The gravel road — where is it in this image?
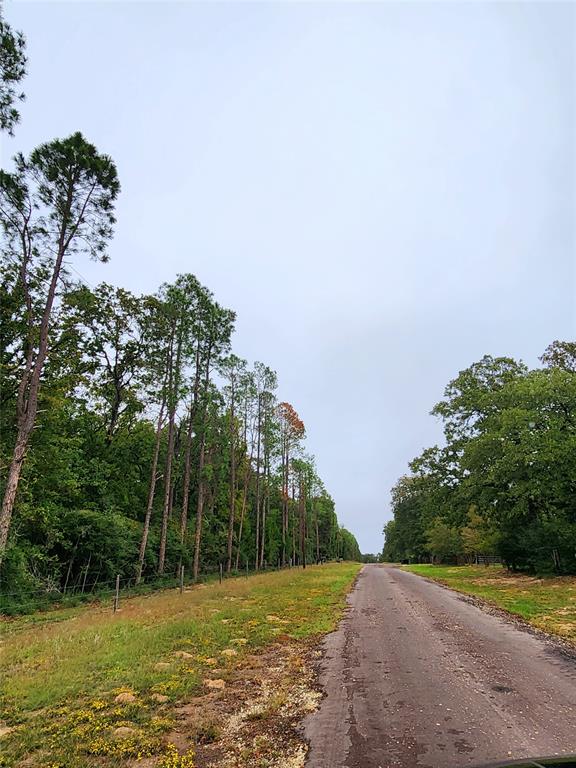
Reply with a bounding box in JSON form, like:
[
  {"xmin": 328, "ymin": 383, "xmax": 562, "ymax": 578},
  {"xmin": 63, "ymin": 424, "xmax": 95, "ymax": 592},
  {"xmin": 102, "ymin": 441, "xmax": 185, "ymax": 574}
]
[{"xmin": 303, "ymin": 564, "xmax": 576, "ymax": 767}]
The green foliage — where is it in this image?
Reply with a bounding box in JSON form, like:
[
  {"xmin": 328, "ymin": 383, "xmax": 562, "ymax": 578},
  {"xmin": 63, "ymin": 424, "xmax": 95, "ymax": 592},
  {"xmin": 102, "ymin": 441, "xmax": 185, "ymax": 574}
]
[
  {"xmin": 424, "ymin": 519, "xmax": 462, "ymax": 563},
  {"xmin": 1, "ymin": 270, "xmax": 360, "ymax": 608},
  {"xmin": 338, "ymin": 528, "xmax": 362, "ymax": 561},
  {"xmin": 0, "ymin": 18, "xmax": 26, "ymax": 135},
  {"xmin": 381, "ymin": 475, "xmax": 429, "ymax": 563},
  {"xmin": 460, "ymin": 507, "xmax": 499, "ymax": 556},
  {"xmin": 383, "ymin": 343, "xmax": 576, "ymax": 574}
]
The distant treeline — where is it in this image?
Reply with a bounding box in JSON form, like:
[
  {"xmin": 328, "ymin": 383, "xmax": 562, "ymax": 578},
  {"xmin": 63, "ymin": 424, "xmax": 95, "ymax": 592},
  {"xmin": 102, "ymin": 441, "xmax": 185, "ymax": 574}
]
[
  {"xmin": 382, "ymin": 342, "xmax": 576, "ymax": 574},
  {"xmin": 0, "ymin": 18, "xmax": 360, "ymax": 609}
]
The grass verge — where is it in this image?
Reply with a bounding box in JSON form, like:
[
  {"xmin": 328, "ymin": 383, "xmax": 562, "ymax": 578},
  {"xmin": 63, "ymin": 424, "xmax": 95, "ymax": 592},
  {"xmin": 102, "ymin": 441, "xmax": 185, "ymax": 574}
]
[
  {"xmin": 404, "ymin": 564, "xmax": 576, "ymax": 643},
  {"xmin": 0, "ymin": 562, "xmax": 361, "ymax": 768}
]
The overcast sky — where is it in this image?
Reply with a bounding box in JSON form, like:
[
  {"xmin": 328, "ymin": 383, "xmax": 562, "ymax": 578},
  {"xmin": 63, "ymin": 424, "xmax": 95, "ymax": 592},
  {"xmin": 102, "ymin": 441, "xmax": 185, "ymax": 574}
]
[{"xmin": 3, "ymin": 1, "xmax": 574, "ymax": 553}]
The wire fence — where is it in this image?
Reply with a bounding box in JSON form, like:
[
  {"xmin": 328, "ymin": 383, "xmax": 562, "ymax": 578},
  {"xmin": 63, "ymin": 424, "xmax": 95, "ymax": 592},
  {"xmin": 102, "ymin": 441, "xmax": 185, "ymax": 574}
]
[{"xmin": 0, "ymin": 558, "xmax": 318, "ymax": 616}]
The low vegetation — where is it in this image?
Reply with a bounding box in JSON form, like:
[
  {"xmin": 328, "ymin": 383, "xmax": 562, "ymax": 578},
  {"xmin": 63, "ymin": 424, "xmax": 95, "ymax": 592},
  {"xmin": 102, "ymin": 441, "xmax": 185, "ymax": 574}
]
[
  {"xmin": 405, "ymin": 564, "xmax": 576, "ymax": 643},
  {"xmin": 0, "ymin": 562, "xmax": 361, "ymax": 767}
]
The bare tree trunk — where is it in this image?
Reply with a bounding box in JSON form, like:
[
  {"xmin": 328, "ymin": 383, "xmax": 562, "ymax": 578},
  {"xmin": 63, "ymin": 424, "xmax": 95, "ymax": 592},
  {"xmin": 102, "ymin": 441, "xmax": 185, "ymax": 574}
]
[
  {"xmin": 299, "ymin": 477, "xmax": 306, "ymax": 569},
  {"xmin": 158, "ymin": 409, "xmax": 175, "ymax": 574},
  {"xmin": 260, "ymin": 445, "xmax": 270, "ymax": 569},
  {"xmin": 63, "ymin": 537, "xmax": 79, "ymax": 594},
  {"xmin": 197, "ymin": 447, "xmax": 216, "ymax": 580},
  {"xmin": 193, "ymin": 344, "xmax": 212, "ymax": 581},
  {"xmin": 157, "ymin": 324, "xmax": 177, "ymax": 574},
  {"xmin": 234, "ymin": 475, "xmax": 249, "ymax": 572},
  {"xmin": 81, "ymin": 553, "xmax": 92, "ymax": 593},
  {"xmin": 314, "ymin": 499, "xmax": 320, "ymax": 563},
  {"xmin": 281, "ymin": 438, "xmax": 288, "ymax": 566},
  {"xmin": 179, "ymin": 399, "xmax": 195, "ymax": 542},
  {"xmin": 136, "ymin": 397, "xmax": 166, "ymax": 583},
  {"xmin": 0, "ymin": 189, "xmax": 73, "ymax": 563},
  {"xmin": 193, "ymin": 431, "xmax": 206, "ymax": 581},
  {"xmin": 235, "ymin": 448, "xmax": 254, "ymax": 571},
  {"xmin": 105, "ymin": 348, "xmax": 123, "ymax": 444},
  {"xmin": 291, "ymin": 479, "xmax": 296, "ymax": 564},
  {"xmin": 105, "ymin": 385, "xmax": 122, "ymax": 444},
  {"xmin": 235, "ymin": 501, "xmax": 245, "ymax": 571},
  {"xmin": 0, "ymin": 436, "xmax": 28, "ymax": 559},
  {"xmin": 226, "ymin": 372, "xmax": 236, "ymax": 572},
  {"xmin": 180, "ymin": 345, "xmax": 201, "ymax": 543},
  {"xmin": 254, "ymin": 394, "xmax": 262, "ymax": 570}
]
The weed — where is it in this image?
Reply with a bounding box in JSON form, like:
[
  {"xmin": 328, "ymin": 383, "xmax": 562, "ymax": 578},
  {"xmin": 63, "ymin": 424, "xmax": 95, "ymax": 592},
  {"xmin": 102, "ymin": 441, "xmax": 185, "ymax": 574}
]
[
  {"xmin": 193, "ymin": 720, "xmax": 220, "ymax": 744},
  {"xmin": 159, "ymin": 744, "xmax": 195, "ymax": 767}
]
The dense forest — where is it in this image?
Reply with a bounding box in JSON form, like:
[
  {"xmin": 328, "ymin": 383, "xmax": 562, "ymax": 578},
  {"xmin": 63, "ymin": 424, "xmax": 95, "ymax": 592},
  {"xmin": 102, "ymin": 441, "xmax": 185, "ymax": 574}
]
[
  {"xmin": 0, "ymin": 19, "xmax": 360, "ymax": 611},
  {"xmin": 382, "ymin": 342, "xmax": 576, "ymax": 574}
]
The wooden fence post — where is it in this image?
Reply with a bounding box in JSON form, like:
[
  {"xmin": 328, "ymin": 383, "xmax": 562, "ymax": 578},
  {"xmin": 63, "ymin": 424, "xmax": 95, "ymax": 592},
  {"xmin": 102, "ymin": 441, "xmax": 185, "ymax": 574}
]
[
  {"xmin": 219, "ymin": 563, "xmax": 223, "ymax": 584},
  {"xmin": 180, "ymin": 565, "xmax": 184, "ymax": 594},
  {"xmin": 113, "ymin": 574, "xmax": 120, "ymax": 612}
]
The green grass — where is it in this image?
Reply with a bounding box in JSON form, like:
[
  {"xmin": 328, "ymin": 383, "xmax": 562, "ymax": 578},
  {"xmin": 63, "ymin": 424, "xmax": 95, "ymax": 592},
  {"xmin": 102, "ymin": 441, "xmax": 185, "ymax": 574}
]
[
  {"xmin": 405, "ymin": 564, "xmax": 576, "ymax": 642},
  {"xmin": 0, "ymin": 562, "xmax": 361, "ymax": 767}
]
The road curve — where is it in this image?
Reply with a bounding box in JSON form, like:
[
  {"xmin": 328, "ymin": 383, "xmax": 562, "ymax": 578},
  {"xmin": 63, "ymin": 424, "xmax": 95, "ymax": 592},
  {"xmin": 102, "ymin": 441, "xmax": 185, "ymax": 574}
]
[{"xmin": 303, "ymin": 564, "xmax": 576, "ymax": 768}]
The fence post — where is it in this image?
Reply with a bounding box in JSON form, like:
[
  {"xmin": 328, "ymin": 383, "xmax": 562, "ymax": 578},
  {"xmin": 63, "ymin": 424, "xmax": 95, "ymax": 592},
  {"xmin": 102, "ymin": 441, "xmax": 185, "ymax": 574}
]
[
  {"xmin": 179, "ymin": 565, "xmax": 184, "ymax": 594},
  {"xmin": 113, "ymin": 574, "xmax": 120, "ymax": 613},
  {"xmin": 219, "ymin": 563, "xmax": 223, "ymax": 584},
  {"xmin": 245, "ymin": 558, "xmax": 248, "ymax": 578}
]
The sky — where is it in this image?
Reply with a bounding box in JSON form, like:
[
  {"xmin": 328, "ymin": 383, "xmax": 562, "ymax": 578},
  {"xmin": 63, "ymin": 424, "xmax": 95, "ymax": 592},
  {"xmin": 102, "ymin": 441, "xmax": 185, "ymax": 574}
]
[{"xmin": 3, "ymin": 1, "xmax": 574, "ymax": 554}]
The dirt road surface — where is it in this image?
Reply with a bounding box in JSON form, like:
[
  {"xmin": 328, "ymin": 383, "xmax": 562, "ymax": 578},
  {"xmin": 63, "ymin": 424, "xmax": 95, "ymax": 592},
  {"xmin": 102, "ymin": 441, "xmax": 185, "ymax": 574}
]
[{"xmin": 303, "ymin": 565, "xmax": 576, "ymax": 767}]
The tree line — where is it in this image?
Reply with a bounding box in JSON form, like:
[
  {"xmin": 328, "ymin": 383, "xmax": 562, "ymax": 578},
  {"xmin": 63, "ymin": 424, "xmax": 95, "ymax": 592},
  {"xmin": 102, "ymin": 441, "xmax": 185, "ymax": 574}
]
[
  {"xmin": 382, "ymin": 342, "xmax": 576, "ymax": 574},
  {"xmin": 0, "ymin": 18, "xmax": 360, "ymax": 608}
]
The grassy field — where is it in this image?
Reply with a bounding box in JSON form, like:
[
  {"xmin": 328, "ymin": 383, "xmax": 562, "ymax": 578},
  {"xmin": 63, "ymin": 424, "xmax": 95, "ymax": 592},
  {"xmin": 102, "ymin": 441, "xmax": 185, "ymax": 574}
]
[
  {"xmin": 0, "ymin": 562, "xmax": 361, "ymax": 768},
  {"xmin": 405, "ymin": 564, "xmax": 576, "ymax": 643}
]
